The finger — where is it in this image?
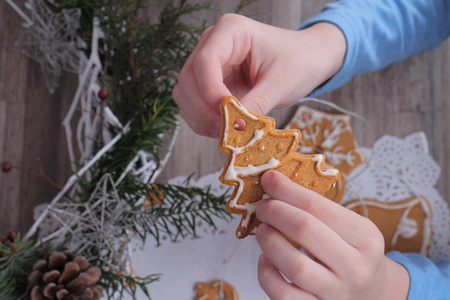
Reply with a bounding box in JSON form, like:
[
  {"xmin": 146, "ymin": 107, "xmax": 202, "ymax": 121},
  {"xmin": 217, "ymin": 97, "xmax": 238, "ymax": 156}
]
[
  {"xmin": 173, "ymin": 76, "xmax": 221, "ymax": 137},
  {"xmin": 256, "ymin": 199, "xmax": 358, "ymax": 276},
  {"xmin": 238, "ymin": 62, "xmax": 298, "ymax": 116},
  {"xmin": 173, "ymin": 25, "xmax": 225, "ymax": 137},
  {"xmin": 237, "ymin": 28, "xmax": 315, "ymax": 115},
  {"xmin": 258, "ymin": 253, "xmax": 318, "ymax": 300},
  {"xmin": 256, "ymin": 222, "xmax": 338, "ymax": 297},
  {"xmin": 191, "ymin": 14, "xmax": 251, "ymax": 105},
  {"xmin": 192, "ymin": 14, "xmax": 286, "ymax": 117},
  {"xmin": 179, "ymin": 108, "xmax": 220, "ymax": 138},
  {"xmin": 184, "ymin": 25, "xmax": 214, "ymax": 67},
  {"xmin": 260, "ymin": 170, "xmax": 381, "ymax": 250},
  {"xmin": 180, "ymin": 25, "xmax": 217, "ymax": 81}
]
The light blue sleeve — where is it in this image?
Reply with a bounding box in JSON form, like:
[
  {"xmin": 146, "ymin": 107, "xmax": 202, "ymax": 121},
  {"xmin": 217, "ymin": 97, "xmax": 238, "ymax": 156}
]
[
  {"xmin": 299, "ymin": 0, "xmax": 450, "ymax": 96},
  {"xmin": 387, "ymin": 251, "xmax": 450, "ymax": 299}
]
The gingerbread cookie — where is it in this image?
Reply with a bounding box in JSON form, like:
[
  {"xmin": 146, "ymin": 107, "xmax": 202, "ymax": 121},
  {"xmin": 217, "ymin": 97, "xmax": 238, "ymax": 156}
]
[
  {"xmin": 285, "ymin": 106, "xmax": 365, "ymax": 203},
  {"xmin": 344, "ymin": 196, "xmax": 433, "ymax": 255},
  {"xmin": 194, "ymin": 280, "xmax": 239, "ymax": 300},
  {"xmin": 286, "ymin": 105, "xmax": 365, "ymax": 175},
  {"xmin": 218, "ymin": 96, "xmax": 340, "ymax": 238},
  {"xmin": 143, "ymin": 184, "xmax": 163, "ymax": 209}
]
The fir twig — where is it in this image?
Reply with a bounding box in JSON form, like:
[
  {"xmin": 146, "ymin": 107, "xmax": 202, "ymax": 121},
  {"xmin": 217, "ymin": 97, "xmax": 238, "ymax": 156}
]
[
  {"xmin": 38, "ymin": 0, "xmax": 255, "ymax": 298},
  {"xmin": 129, "ymin": 181, "xmax": 232, "ymax": 245},
  {"xmin": 233, "ymin": 0, "xmax": 258, "ymax": 14},
  {"xmin": 0, "ymin": 234, "xmax": 40, "ymax": 300},
  {"xmin": 127, "ymin": 0, "xmax": 137, "ymax": 88},
  {"xmin": 101, "ymin": 269, "xmax": 160, "ymax": 300}
]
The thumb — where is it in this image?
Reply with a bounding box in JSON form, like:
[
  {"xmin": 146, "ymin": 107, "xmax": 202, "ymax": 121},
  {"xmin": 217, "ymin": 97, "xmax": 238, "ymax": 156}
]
[
  {"xmin": 239, "ymin": 90, "xmax": 273, "ymax": 117},
  {"xmin": 238, "ymin": 72, "xmax": 298, "ymax": 116},
  {"xmin": 238, "ymin": 74, "xmax": 280, "ymax": 116}
]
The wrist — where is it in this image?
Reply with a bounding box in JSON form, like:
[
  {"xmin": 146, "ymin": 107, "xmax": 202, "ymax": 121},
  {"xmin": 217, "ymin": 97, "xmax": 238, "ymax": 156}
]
[
  {"xmin": 379, "ymin": 257, "xmax": 410, "ymax": 300},
  {"xmin": 299, "ymin": 22, "xmax": 347, "ymax": 86}
]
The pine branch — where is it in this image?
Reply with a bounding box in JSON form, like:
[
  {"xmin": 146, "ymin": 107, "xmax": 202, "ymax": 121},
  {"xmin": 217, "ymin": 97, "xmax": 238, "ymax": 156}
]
[
  {"xmin": 68, "ymin": 174, "xmax": 231, "ymax": 253},
  {"xmin": 42, "ymin": 1, "xmax": 256, "ymax": 298},
  {"xmin": 128, "ymin": 180, "xmax": 232, "ymax": 245},
  {"xmin": 100, "ymin": 269, "xmax": 159, "ymax": 300},
  {"xmin": 0, "ymin": 234, "xmax": 40, "ymax": 300},
  {"xmin": 128, "ymin": 2, "xmax": 137, "ymax": 88},
  {"xmin": 233, "ymin": 0, "xmax": 258, "ymax": 14},
  {"xmin": 59, "ymin": 175, "xmax": 230, "ymax": 299}
]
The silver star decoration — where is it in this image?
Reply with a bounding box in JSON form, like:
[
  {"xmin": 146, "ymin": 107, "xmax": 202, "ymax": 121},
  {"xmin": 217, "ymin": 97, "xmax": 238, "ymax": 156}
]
[
  {"xmin": 15, "ymin": 0, "xmax": 82, "ymax": 93},
  {"xmin": 47, "ymin": 174, "xmax": 138, "ymax": 274}
]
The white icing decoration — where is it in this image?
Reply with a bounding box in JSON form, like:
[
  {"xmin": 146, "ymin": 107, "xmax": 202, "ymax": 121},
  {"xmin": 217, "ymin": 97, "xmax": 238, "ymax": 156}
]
[
  {"xmin": 233, "ymin": 158, "xmax": 280, "ymax": 177},
  {"xmin": 223, "ymin": 129, "xmax": 265, "ymax": 181},
  {"xmin": 393, "ymin": 211, "xmax": 417, "ymax": 240},
  {"xmin": 312, "ymin": 154, "xmax": 339, "ymax": 177},
  {"xmin": 286, "ymin": 106, "xmax": 364, "ymax": 168},
  {"xmin": 227, "ymin": 98, "xmax": 258, "ymax": 120},
  {"xmin": 222, "ymin": 102, "xmax": 279, "ymax": 230}
]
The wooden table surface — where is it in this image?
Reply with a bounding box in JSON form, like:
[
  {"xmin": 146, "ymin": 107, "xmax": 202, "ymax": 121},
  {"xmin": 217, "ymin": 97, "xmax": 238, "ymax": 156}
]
[{"xmin": 1, "ymin": 0, "xmax": 449, "ymax": 236}]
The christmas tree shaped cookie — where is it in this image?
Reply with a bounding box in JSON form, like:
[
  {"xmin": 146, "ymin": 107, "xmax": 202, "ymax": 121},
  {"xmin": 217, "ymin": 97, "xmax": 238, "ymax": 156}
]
[{"xmin": 219, "ymin": 96, "xmax": 340, "ymax": 238}]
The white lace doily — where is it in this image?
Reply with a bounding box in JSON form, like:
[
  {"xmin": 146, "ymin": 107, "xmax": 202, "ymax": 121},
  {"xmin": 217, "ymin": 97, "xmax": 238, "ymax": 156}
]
[{"xmin": 342, "ymin": 132, "xmax": 450, "ymax": 259}]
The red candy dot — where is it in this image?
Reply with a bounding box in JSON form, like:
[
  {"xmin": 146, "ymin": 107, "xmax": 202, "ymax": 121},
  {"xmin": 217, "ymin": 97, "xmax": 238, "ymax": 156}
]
[{"xmin": 233, "ymin": 119, "xmax": 246, "ymax": 131}]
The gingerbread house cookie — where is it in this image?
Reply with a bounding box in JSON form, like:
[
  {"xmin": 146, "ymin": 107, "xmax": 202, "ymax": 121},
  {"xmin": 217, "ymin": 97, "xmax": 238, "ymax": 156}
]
[{"xmin": 345, "ymin": 196, "xmax": 433, "ymax": 255}]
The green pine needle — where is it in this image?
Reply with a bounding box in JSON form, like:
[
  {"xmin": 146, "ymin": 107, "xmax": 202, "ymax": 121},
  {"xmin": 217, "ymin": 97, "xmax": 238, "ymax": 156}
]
[
  {"xmin": 0, "ymin": 234, "xmax": 40, "ymax": 300},
  {"xmin": 101, "ymin": 269, "xmax": 160, "ymax": 300}
]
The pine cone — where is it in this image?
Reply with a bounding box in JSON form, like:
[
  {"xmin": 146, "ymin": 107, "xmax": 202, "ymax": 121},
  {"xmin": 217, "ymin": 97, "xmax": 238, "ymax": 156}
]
[{"xmin": 28, "ymin": 250, "xmax": 103, "ymax": 300}]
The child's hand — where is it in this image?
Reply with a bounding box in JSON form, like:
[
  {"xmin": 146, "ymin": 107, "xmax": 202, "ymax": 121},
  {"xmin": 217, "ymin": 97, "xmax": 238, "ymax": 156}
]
[
  {"xmin": 256, "ymin": 170, "xmax": 410, "ymax": 300},
  {"xmin": 172, "ymin": 14, "xmax": 345, "ymax": 138}
]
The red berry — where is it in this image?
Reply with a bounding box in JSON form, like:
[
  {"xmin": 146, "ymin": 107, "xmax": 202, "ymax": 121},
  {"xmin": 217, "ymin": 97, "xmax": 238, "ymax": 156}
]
[
  {"xmin": 98, "ymin": 88, "xmax": 109, "ymax": 100},
  {"xmin": 1, "ymin": 162, "xmax": 12, "ymax": 172}
]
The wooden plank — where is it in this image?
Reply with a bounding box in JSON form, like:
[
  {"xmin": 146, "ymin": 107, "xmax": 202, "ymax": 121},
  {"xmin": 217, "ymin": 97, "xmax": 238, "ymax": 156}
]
[
  {"xmin": 0, "ymin": 0, "xmax": 75, "ymax": 234},
  {"xmin": 0, "ymin": 100, "xmax": 24, "ymax": 233},
  {"xmin": 0, "ymin": 0, "xmax": 30, "ymax": 233}
]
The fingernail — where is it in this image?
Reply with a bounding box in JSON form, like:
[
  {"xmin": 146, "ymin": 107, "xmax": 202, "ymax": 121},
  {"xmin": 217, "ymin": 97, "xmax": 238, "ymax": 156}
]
[
  {"xmin": 255, "ymin": 198, "xmax": 268, "ymax": 217},
  {"xmin": 261, "ymin": 171, "xmax": 274, "ymax": 187},
  {"xmin": 258, "ymin": 253, "xmax": 269, "ymax": 266},
  {"xmin": 256, "ymin": 223, "xmax": 269, "ymax": 237}
]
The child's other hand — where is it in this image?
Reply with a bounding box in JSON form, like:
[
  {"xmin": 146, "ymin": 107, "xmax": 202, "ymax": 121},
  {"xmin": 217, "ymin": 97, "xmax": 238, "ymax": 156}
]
[
  {"xmin": 172, "ymin": 14, "xmax": 345, "ymax": 138},
  {"xmin": 256, "ymin": 170, "xmax": 410, "ymax": 300}
]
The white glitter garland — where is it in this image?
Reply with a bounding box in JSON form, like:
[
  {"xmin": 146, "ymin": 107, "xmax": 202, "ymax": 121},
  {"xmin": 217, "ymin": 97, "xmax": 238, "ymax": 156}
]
[
  {"xmin": 26, "ymin": 122, "xmax": 131, "ymax": 240},
  {"xmin": 62, "ymin": 18, "xmax": 106, "ymax": 171},
  {"xmin": 6, "ymin": 0, "xmax": 83, "ymax": 93}
]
